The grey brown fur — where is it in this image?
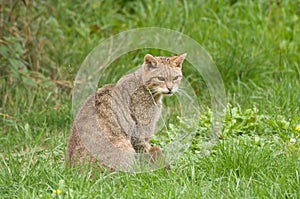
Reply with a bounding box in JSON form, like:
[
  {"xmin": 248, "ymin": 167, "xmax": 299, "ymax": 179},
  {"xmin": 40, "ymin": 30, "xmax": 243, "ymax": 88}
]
[{"xmin": 66, "ymin": 53, "xmax": 186, "ymax": 171}]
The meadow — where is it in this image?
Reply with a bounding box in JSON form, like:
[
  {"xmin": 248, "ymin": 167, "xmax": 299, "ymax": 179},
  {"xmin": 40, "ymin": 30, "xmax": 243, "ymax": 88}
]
[{"xmin": 1, "ymin": 0, "xmax": 300, "ymax": 198}]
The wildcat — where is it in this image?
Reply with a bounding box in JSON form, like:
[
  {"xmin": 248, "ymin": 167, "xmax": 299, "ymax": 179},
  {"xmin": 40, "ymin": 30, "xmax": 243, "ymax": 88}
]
[{"xmin": 66, "ymin": 53, "xmax": 186, "ymax": 172}]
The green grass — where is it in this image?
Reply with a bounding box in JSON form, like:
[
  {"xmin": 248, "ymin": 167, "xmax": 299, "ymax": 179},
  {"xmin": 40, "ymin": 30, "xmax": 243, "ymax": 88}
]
[
  {"xmin": 1, "ymin": 135, "xmax": 299, "ymax": 198},
  {"xmin": 1, "ymin": 0, "xmax": 300, "ymax": 198}
]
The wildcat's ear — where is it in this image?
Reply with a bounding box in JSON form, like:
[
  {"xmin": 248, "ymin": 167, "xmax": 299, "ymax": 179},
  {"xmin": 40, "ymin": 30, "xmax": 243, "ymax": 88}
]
[
  {"xmin": 171, "ymin": 53, "xmax": 187, "ymax": 68},
  {"xmin": 144, "ymin": 54, "xmax": 158, "ymax": 70}
]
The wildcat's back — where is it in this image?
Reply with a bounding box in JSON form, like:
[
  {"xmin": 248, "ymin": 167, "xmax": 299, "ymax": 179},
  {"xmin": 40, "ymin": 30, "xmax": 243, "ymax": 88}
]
[
  {"xmin": 66, "ymin": 53, "xmax": 186, "ymax": 171},
  {"xmin": 66, "ymin": 84, "xmax": 121, "ymax": 168},
  {"xmin": 67, "ymin": 83, "xmax": 137, "ymax": 170}
]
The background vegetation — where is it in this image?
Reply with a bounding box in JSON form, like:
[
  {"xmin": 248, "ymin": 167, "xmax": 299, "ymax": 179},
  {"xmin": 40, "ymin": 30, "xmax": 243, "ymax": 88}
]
[{"xmin": 1, "ymin": 0, "xmax": 299, "ymax": 198}]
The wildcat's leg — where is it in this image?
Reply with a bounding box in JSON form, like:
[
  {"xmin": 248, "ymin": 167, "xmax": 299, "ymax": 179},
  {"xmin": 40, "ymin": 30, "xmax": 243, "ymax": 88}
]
[
  {"xmin": 111, "ymin": 137, "xmax": 136, "ymax": 152},
  {"xmin": 131, "ymin": 137, "xmax": 151, "ymax": 153},
  {"xmin": 137, "ymin": 146, "xmax": 171, "ymax": 172},
  {"xmin": 149, "ymin": 146, "xmax": 170, "ymax": 171}
]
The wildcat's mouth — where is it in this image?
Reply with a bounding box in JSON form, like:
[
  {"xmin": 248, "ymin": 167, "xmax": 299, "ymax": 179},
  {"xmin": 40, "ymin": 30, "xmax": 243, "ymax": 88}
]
[
  {"xmin": 150, "ymin": 87, "xmax": 177, "ymax": 96},
  {"xmin": 162, "ymin": 91, "xmax": 174, "ymax": 96}
]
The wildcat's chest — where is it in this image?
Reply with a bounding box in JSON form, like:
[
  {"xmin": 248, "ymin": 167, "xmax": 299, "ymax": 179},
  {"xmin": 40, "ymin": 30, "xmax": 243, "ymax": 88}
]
[{"xmin": 129, "ymin": 87, "xmax": 162, "ymax": 126}]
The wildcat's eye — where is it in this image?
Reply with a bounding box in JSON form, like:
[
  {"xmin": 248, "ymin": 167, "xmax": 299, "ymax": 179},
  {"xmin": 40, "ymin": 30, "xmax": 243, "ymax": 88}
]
[
  {"xmin": 157, "ymin": 77, "xmax": 165, "ymax": 81},
  {"xmin": 173, "ymin": 76, "xmax": 181, "ymax": 81}
]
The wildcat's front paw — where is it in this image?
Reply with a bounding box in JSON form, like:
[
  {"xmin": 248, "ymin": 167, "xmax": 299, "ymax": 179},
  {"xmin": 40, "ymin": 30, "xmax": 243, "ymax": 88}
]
[{"xmin": 149, "ymin": 146, "xmax": 170, "ymax": 172}]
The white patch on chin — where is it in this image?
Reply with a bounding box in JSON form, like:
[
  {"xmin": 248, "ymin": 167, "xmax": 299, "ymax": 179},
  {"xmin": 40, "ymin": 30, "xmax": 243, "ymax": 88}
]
[
  {"xmin": 156, "ymin": 87, "xmax": 168, "ymax": 93},
  {"xmin": 154, "ymin": 87, "xmax": 165, "ymax": 93}
]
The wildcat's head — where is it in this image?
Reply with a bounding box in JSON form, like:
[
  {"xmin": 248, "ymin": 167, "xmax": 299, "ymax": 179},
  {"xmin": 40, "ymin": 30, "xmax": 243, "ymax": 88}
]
[{"xmin": 142, "ymin": 53, "xmax": 186, "ymax": 96}]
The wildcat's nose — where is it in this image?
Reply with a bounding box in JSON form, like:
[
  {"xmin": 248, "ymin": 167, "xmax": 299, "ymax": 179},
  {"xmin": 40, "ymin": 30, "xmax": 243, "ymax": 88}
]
[{"xmin": 167, "ymin": 87, "xmax": 172, "ymax": 92}]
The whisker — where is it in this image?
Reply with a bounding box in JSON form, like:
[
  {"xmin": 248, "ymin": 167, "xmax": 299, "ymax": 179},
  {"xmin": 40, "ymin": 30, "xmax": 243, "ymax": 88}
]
[
  {"xmin": 175, "ymin": 89, "xmax": 195, "ymax": 102},
  {"xmin": 176, "ymin": 89, "xmax": 186, "ymax": 95}
]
